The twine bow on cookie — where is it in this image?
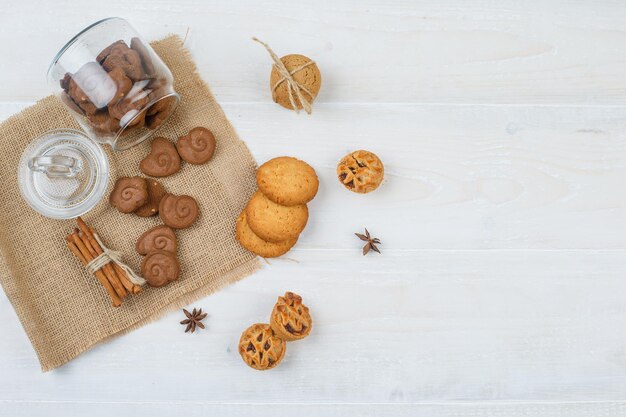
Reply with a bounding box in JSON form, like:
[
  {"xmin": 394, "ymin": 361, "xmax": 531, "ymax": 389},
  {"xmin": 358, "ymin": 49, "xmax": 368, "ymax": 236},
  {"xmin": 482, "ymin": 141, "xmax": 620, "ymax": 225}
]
[
  {"xmin": 87, "ymin": 232, "xmax": 146, "ymax": 286},
  {"xmin": 252, "ymin": 37, "xmax": 316, "ymax": 114}
]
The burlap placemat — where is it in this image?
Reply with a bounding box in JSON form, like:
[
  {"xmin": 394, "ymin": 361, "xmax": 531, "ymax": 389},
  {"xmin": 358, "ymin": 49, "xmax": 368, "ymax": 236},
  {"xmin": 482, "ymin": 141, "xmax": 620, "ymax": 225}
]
[{"xmin": 0, "ymin": 35, "xmax": 261, "ymax": 371}]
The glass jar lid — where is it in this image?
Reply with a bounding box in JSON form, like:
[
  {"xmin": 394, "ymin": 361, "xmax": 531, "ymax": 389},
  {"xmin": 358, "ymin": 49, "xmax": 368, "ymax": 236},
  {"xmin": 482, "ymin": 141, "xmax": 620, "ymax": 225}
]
[{"xmin": 18, "ymin": 129, "xmax": 109, "ymax": 219}]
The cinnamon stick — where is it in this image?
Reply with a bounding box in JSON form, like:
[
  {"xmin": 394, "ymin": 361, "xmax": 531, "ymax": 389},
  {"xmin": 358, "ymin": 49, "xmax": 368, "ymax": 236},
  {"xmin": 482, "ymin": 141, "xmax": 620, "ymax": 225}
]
[
  {"xmin": 75, "ymin": 229, "xmax": 127, "ymax": 299},
  {"xmin": 69, "ymin": 232, "xmax": 128, "ymax": 301},
  {"xmin": 75, "ymin": 222, "xmax": 127, "ymax": 299},
  {"xmin": 66, "ymin": 237, "xmax": 121, "ymax": 307},
  {"xmin": 78, "ymin": 218, "xmax": 140, "ymax": 294},
  {"xmin": 68, "ymin": 217, "xmax": 143, "ymax": 305}
]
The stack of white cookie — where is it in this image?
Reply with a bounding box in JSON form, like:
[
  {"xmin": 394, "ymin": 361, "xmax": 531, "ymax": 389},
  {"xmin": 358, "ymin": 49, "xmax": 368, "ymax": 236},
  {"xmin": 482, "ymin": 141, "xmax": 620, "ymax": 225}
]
[{"xmin": 236, "ymin": 156, "xmax": 319, "ymax": 258}]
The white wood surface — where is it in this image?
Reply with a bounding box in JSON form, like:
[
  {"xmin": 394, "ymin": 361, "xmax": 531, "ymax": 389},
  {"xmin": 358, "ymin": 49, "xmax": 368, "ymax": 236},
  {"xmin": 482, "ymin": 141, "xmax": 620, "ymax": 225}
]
[{"xmin": 2, "ymin": 1, "xmax": 626, "ymax": 416}]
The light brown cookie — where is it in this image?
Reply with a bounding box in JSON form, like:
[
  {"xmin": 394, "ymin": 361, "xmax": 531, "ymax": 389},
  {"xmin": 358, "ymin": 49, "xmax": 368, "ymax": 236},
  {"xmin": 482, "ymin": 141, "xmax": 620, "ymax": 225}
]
[
  {"xmin": 336, "ymin": 149, "xmax": 384, "ymax": 193},
  {"xmin": 176, "ymin": 127, "xmax": 216, "ymax": 165},
  {"xmin": 270, "ymin": 292, "xmax": 312, "ymax": 341},
  {"xmin": 270, "ymin": 54, "xmax": 321, "ymax": 111},
  {"xmin": 239, "ymin": 323, "xmax": 286, "ymax": 371},
  {"xmin": 256, "ymin": 156, "xmax": 319, "ymax": 206},
  {"xmin": 245, "ymin": 191, "xmax": 308, "ymax": 243},
  {"xmin": 141, "ymin": 250, "xmax": 180, "ymax": 287},
  {"xmin": 159, "ymin": 194, "xmax": 200, "ymax": 229},
  {"xmin": 135, "ymin": 179, "xmax": 167, "ymax": 217},
  {"xmin": 140, "ymin": 137, "xmax": 181, "ymax": 177},
  {"xmin": 236, "ymin": 211, "xmax": 297, "ymax": 258},
  {"xmin": 109, "ymin": 176, "xmax": 148, "ymax": 213},
  {"xmin": 136, "ymin": 225, "xmax": 177, "ymax": 255}
]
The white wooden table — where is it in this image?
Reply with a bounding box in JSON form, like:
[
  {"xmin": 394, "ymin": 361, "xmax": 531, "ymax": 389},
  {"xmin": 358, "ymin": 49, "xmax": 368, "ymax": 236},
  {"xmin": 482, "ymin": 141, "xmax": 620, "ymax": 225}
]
[{"xmin": 2, "ymin": 1, "xmax": 626, "ymax": 416}]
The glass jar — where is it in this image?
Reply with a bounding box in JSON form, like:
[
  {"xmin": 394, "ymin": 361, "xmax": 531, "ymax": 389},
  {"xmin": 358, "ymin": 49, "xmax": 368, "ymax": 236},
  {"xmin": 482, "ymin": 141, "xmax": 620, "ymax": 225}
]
[
  {"xmin": 47, "ymin": 17, "xmax": 179, "ymax": 151},
  {"xmin": 18, "ymin": 129, "xmax": 109, "ymax": 219}
]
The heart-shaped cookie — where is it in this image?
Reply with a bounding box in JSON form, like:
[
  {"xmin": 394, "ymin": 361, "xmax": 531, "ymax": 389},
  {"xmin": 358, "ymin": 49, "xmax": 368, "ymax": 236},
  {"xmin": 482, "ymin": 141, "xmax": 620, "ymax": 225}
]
[
  {"xmin": 136, "ymin": 225, "xmax": 177, "ymax": 255},
  {"xmin": 139, "ymin": 137, "xmax": 181, "ymax": 177},
  {"xmin": 176, "ymin": 127, "xmax": 216, "ymax": 164},
  {"xmin": 159, "ymin": 193, "xmax": 200, "ymax": 229}
]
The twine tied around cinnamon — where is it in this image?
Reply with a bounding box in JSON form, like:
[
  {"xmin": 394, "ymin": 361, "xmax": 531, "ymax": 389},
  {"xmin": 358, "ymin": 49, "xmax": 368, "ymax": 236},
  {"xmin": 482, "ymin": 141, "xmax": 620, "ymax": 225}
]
[
  {"xmin": 66, "ymin": 217, "xmax": 145, "ymax": 307},
  {"xmin": 87, "ymin": 232, "xmax": 146, "ymax": 286},
  {"xmin": 252, "ymin": 37, "xmax": 316, "ymax": 114}
]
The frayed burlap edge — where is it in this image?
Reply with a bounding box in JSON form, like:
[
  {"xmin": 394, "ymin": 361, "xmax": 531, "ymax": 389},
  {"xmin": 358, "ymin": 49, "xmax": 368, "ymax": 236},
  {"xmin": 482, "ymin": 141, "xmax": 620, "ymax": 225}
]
[
  {"xmin": 40, "ymin": 259, "xmax": 261, "ymax": 372},
  {"xmin": 0, "ymin": 34, "xmax": 263, "ymax": 372}
]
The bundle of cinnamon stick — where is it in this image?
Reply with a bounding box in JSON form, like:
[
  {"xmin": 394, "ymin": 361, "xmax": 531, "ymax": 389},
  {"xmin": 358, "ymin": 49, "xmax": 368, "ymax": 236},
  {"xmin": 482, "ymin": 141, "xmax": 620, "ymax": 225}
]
[{"xmin": 66, "ymin": 217, "xmax": 141, "ymax": 307}]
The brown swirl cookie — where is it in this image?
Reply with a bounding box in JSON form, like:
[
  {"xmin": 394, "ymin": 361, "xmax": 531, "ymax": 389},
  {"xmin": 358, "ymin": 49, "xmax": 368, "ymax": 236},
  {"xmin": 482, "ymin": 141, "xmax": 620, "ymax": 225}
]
[
  {"xmin": 337, "ymin": 150, "xmax": 384, "ymax": 193},
  {"xmin": 136, "ymin": 225, "xmax": 177, "ymax": 255},
  {"xmin": 176, "ymin": 127, "xmax": 216, "ymax": 164},
  {"xmin": 239, "ymin": 323, "xmax": 286, "ymax": 371},
  {"xmin": 159, "ymin": 194, "xmax": 200, "ymax": 229},
  {"xmin": 141, "ymin": 250, "xmax": 180, "ymax": 287},
  {"xmin": 109, "ymin": 176, "xmax": 148, "ymax": 213},
  {"xmin": 140, "ymin": 137, "xmax": 181, "ymax": 177},
  {"xmin": 270, "ymin": 292, "xmax": 312, "ymax": 341},
  {"xmin": 135, "ymin": 179, "xmax": 167, "ymax": 217}
]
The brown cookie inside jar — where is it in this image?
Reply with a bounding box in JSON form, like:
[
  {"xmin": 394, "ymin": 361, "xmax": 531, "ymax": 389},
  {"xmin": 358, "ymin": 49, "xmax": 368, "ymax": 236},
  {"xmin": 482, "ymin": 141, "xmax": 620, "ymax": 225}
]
[
  {"xmin": 101, "ymin": 41, "xmax": 145, "ymax": 81},
  {"xmin": 130, "ymin": 37, "xmax": 156, "ymax": 78},
  {"xmin": 50, "ymin": 18, "xmax": 180, "ymax": 150},
  {"xmin": 88, "ymin": 110, "xmax": 120, "ymax": 136},
  {"xmin": 145, "ymin": 94, "xmax": 177, "ymax": 130},
  {"xmin": 108, "ymin": 80, "xmax": 150, "ymax": 128}
]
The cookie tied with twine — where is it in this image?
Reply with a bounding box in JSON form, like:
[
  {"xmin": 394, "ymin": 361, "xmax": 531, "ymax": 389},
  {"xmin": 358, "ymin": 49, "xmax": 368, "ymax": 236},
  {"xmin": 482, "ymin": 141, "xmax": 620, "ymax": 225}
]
[{"xmin": 253, "ymin": 37, "xmax": 322, "ymax": 114}]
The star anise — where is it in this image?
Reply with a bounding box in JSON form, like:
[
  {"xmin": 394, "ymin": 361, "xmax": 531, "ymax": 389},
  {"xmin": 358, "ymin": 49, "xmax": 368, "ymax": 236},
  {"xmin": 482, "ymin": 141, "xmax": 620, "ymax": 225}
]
[
  {"xmin": 355, "ymin": 228, "xmax": 381, "ymax": 255},
  {"xmin": 180, "ymin": 308, "xmax": 207, "ymax": 333}
]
